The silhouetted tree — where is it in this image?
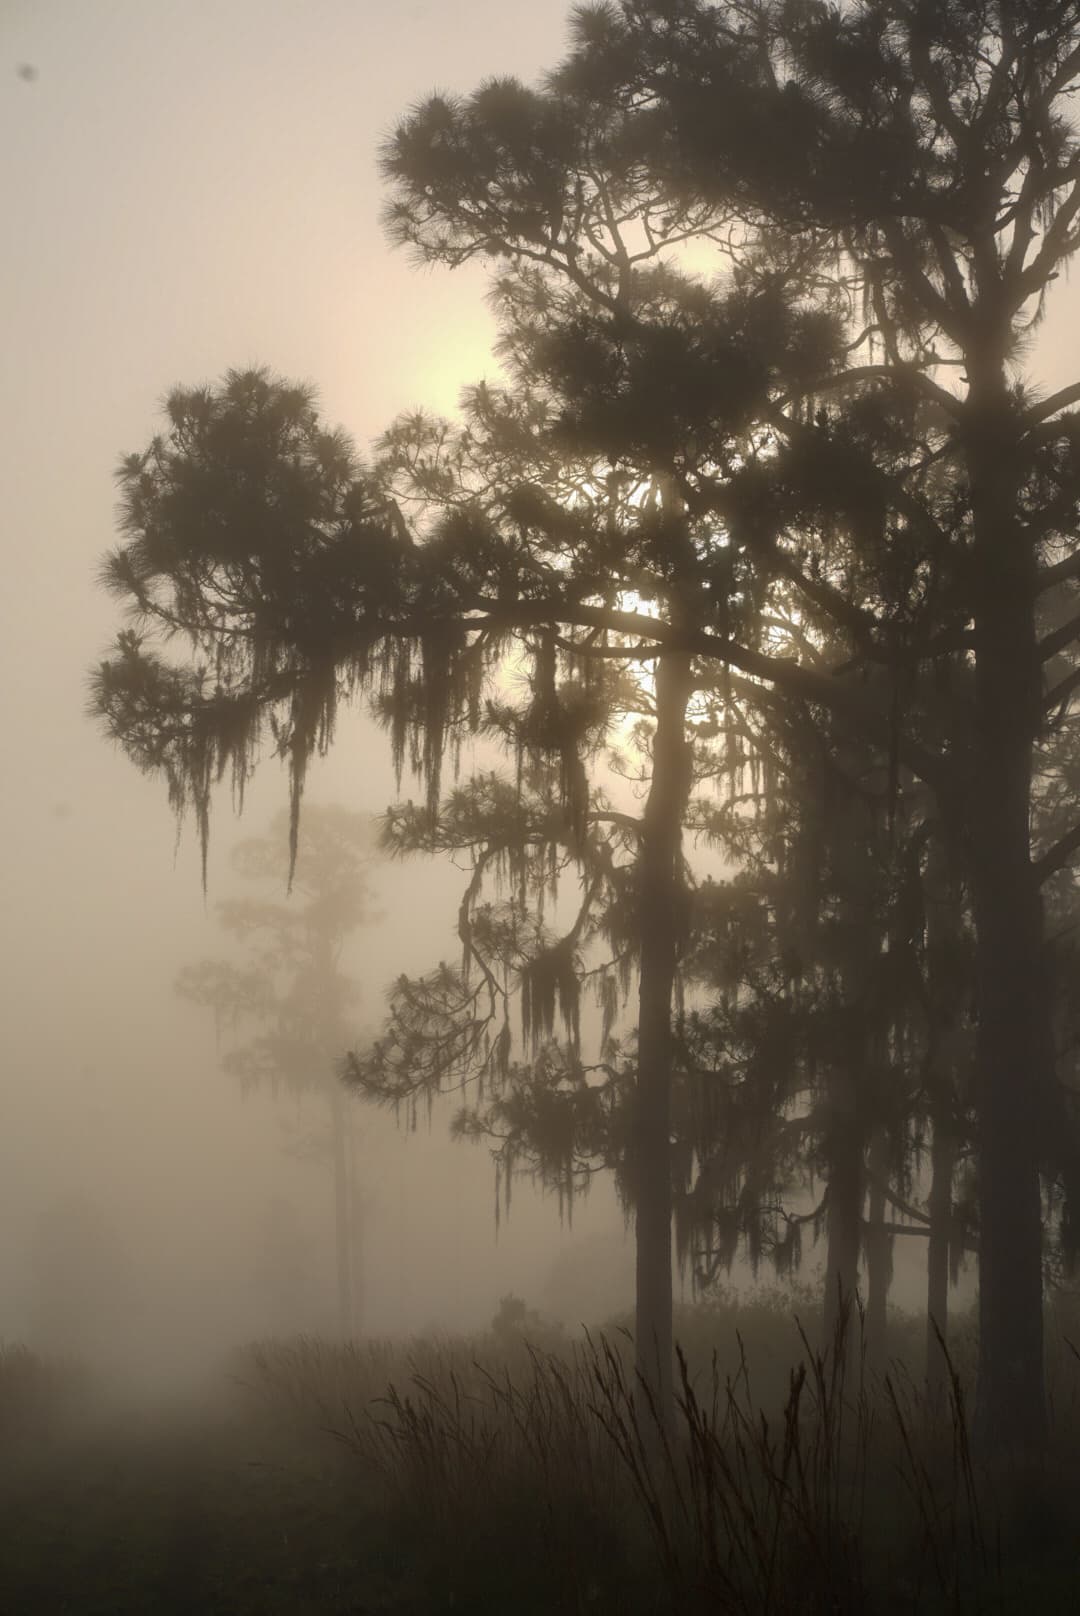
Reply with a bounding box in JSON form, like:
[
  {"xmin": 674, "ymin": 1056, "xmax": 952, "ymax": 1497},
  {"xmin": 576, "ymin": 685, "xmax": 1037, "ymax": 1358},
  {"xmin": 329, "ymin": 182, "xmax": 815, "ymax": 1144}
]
[
  {"xmin": 92, "ymin": 262, "xmax": 846, "ymax": 1426},
  {"xmin": 674, "ymin": 688, "xmax": 966, "ymax": 1368}
]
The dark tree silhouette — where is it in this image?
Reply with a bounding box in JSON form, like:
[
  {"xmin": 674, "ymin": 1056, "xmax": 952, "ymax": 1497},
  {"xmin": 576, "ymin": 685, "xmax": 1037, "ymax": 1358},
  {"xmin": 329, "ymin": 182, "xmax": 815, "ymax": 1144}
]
[{"xmin": 550, "ymin": 0, "xmax": 1080, "ymax": 1453}]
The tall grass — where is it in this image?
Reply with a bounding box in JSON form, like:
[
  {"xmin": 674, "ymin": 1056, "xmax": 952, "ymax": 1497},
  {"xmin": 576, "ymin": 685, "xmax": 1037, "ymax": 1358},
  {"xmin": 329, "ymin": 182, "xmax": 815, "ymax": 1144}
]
[
  {"xmin": 628, "ymin": 1314, "xmax": 988, "ymax": 1612},
  {"xmin": 238, "ymin": 1330, "xmax": 647, "ymax": 1610},
  {"xmin": 236, "ymin": 1297, "xmax": 1080, "ymax": 1614}
]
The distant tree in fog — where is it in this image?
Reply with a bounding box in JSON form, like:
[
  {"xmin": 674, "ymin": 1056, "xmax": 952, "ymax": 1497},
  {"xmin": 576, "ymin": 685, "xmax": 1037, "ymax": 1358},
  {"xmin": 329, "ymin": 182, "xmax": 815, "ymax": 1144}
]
[{"xmin": 177, "ymin": 805, "xmax": 376, "ymax": 1337}]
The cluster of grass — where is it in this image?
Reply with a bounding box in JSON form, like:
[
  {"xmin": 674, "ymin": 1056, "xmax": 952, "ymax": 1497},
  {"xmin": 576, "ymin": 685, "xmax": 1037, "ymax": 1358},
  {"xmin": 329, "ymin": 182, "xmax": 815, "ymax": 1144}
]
[
  {"xmin": 6, "ymin": 1296, "xmax": 1080, "ymax": 1611},
  {"xmin": 236, "ymin": 1328, "xmax": 651, "ymax": 1611},
  {"xmin": 235, "ymin": 1292, "xmax": 1080, "ymax": 1613}
]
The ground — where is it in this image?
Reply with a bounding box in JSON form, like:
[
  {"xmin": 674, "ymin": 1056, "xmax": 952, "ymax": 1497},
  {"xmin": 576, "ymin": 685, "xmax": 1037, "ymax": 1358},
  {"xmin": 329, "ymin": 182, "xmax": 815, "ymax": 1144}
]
[
  {"xmin": 6, "ymin": 1317, "xmax": 1080, "ymax": 1614},
  {"xmin": 0, "ymin": 1386, "xmax": 418, "ymax": 1615}
]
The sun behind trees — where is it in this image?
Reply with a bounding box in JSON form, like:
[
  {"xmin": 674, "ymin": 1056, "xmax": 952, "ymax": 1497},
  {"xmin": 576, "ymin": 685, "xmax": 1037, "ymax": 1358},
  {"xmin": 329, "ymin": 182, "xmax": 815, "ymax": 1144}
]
[{"xmin": 92, "ymin": 1, "xmax": 1080, "ymax": 1459}]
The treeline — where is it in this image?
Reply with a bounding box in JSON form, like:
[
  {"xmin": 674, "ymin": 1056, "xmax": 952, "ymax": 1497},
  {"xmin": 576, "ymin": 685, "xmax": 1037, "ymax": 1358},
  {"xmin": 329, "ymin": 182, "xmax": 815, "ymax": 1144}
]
[{"xmin": 94, "ymin": 0, "xmax": 1080, "ymax": 1456}]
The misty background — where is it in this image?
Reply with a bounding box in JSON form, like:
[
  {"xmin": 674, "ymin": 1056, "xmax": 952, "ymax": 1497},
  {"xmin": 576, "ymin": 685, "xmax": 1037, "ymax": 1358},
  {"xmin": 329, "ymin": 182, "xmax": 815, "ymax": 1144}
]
[
  {"xmin": 0, "ymin": 0, "xmax": 640, "ymax": 1386},
  {"xmin": 3, "ymin": 0, "xmax": 1074, "ymax": 1383}
]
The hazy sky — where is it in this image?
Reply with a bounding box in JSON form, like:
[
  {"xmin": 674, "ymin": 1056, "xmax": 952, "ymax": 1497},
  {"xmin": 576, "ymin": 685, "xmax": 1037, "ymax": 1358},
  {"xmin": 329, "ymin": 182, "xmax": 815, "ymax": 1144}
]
[{"xmin": 0, "ymin": 0, "xmax": 639, "ymax": 1369}]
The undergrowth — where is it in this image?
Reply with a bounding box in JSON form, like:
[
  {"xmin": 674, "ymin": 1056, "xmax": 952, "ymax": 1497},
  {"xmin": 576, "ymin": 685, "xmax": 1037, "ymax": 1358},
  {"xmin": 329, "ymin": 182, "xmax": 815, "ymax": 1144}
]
[
  {"xmin": 12, "ymin": 1298, "xmax": 1075, "ymax": 1611},
  {"xmin": 236, "ymin": 1295, "xmax": 1080, "ymax": 1613}
]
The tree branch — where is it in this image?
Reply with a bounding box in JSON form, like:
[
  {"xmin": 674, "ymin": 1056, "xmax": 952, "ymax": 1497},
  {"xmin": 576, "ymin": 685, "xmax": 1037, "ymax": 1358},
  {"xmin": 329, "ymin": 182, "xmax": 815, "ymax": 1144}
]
[
  {"xmin": 1039, "ymin": 612, "xmax": 1080, "ymax": 662},
  {"xmin": 1024, "ymin": 380, "xmax": 1080, "ymax": 429},
  {"xmin": 1033, "ymin": 820, "xmax": 1080, "ymax": 886},
  {"xmin": 1037, "ymin": 549, "xmax": 1080, "ymax": 593}
]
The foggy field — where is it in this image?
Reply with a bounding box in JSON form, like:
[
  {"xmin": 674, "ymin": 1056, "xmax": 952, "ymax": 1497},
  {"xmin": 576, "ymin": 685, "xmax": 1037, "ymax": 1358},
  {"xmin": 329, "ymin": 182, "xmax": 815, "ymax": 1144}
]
[
  {"xmin": 1, "ymin": 1348, "xmax": 391, "ymax": 1615},
  {"xmin": 5, "ymin": 1297, "xmax": 1080, "ymax": 1614}
]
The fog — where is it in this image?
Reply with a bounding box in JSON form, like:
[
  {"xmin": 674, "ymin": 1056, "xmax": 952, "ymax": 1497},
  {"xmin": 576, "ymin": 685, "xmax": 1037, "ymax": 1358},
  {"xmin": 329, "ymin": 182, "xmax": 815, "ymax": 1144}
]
[
  {"xmin": 8, "ymin": 5, "xmax": 1080, "ymax": 1610},
  {"xmin": 0, "ymin": 0, "xmax": 643, "ymax": 1394},
  {"xmin": 6, "ymin": 0, "xmax": 1078, "ymax": 1398}
]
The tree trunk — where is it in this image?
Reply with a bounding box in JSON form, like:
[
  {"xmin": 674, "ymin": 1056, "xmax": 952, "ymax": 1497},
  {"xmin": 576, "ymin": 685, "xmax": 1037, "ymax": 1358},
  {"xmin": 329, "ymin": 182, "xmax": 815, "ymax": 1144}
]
[
  {"xmin": 924, "ymin": 827, "xmax": 960, "ymax": 1402},
  {"xmin": 970, "ymin": 758, "xmax": 1046, "ymax": 1454},
  {"xmin": 970, "ymin": 808, "xmax": 1045, "ymax": 1452},
  {"xmin": 634, "ymin": 650, "xmax": 694, "ymax": 1433},
  {"xmin": 329, "ymin": 1080, "xmax": 354, "ymax": 1339},
  {"xmin": 824, "ymin": 950, "xmax": 867, "ymax": 1359},
  {"xmin": 967, "ymin": 371, "xmax": 1047, "ymax": 1453},
  {"xmin": 864, "ymin": 1132, "xmax": 892, "ymax": 1367},
  {"xmin": 926, "ymin": 1117, "xmax": 955, "ymax": 1402},
  {"xmin": 823, "ymin": 1048, "xmax": 862, "ymax": 1359}
]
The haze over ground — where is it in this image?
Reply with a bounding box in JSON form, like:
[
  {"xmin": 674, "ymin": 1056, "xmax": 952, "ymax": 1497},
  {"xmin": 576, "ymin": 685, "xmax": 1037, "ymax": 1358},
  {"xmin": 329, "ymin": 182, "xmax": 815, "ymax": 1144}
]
[
  {"xmin": 0, "ymin": 0, "xmax": 636, "ymax": 1386},
  {"xmin": 4, "ymin": 0, "xmax": 1075, "ymax": 1384}
]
